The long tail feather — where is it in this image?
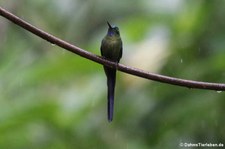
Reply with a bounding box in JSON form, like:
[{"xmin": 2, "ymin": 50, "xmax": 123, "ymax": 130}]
[{"xmin": 104, "ymin": 67, "xmax": 116, "ymax": 122}]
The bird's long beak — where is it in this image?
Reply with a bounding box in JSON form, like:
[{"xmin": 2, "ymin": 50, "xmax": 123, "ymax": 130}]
[{"xmin": 107, "ymin": 21, "xmax": 112, "ymax": 29}]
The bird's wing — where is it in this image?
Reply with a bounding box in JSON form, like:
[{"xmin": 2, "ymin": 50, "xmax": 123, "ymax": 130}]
[
  {"xmin": 118, "ymin": 42, "xmax": 123, "ymax": 62},
  {"xmin": 100, "ymin": 42, "xmax": 103, "ymax": 56}
]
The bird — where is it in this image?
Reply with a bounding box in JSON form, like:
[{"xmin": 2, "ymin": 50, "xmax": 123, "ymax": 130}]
[{"xmin": 100, "ymin": 21, "xmax": 123, "ymax": 122}]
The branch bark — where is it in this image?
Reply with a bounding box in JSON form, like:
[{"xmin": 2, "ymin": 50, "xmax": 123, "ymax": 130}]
[{"xmin": 0, "ymin": 6, "xmax": 225, "ymax": 91}]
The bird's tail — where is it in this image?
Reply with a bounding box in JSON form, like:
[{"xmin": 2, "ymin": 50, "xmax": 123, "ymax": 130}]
[{"xmin": 104, "ymin": 67, "xmax": 116, "ymax": 122}]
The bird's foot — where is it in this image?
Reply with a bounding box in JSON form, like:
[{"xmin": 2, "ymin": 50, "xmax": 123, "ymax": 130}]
[{"xmin": 115, "ymin": 62, "xmax": 119, "ymax": 70}]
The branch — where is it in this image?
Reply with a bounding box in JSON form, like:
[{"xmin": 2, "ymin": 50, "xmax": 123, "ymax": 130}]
[{"xmin": 0, "ymin": 6, "xmax": 225, "ymax": 91}]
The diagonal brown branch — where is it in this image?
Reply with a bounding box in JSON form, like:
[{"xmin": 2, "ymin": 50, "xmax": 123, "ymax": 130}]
[{"xmin": 0, "ymin": 6, "xmax": 225, "ymax": 91}]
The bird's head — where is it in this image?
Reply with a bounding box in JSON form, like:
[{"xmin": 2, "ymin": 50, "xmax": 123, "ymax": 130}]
[{"xmin": 107, "ymin": 21, "xmax": 120, "ymax": 37}]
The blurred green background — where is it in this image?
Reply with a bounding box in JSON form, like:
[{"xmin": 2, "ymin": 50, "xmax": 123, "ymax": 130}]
[{"xmin": 0, "ymin": 0, "xmax": 225, "ymax": 149}]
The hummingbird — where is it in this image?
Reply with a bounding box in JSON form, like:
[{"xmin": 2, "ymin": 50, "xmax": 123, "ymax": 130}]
[{"xmin": 100, "ymin": 21, "xmax": 123, "ymax": 122}]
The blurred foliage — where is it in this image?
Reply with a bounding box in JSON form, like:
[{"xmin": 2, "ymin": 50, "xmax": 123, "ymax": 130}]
[{"xmin": 0, "ymin": 0, "xmax": 225, "ymax": 149}]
